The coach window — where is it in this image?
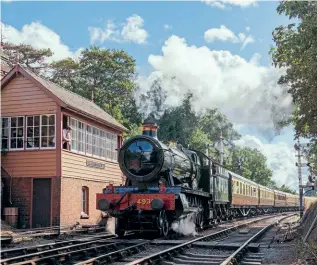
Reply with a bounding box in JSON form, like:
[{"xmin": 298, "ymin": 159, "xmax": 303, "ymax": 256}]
[{"xmin": 82, "ymin": 186, "xmax": 89, "ymax": 216}]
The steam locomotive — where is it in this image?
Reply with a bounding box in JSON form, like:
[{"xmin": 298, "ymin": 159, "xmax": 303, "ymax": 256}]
[{"xmin": 96, "ymin": 118, "xmax": 314, "ymax": 237}]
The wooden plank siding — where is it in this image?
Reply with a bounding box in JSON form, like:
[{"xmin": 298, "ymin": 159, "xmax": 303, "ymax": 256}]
[
  {"xmin": 61, "ymin": 151, "xmax": 122, "ymax": 183},
  {"xmin": 1, "ymin": 150, "xmax": 57, "ymax": 177},
  {"xmin": 232, "ymin": 194, "xmax": 258, "ymax": 206},
  {"xmin": 1, "ymin": 74, "xmax": 57, "ymax": 117}
]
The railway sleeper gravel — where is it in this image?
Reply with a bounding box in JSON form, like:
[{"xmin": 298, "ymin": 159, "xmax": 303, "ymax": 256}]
[
  {"xmin": 121, "ymin": 213, "xmax": 295, "ymax": 265},
  {"xmin": 1, "ymin": 240, "xmax": 142, "ymax": 265}
]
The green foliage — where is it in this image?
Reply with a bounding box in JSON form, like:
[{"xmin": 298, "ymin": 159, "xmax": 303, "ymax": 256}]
[
  {"xmin": 189, "ymin": 128, "xmax": 212, "ymax": 152},
  {"xmin": 278, "ymin": 184, "xmax": 297, "ymax": 195},
  {"xmin": 2, "ymin": 42, "xmax": 53, "ymax": 75},
  {"xmin": 230, "ymin": 147, "xmax": 273, "ymax": 186},
  {"xmin": 50, "ymin": 46, "xmax": 142, "ymax": 129},
  {"xmin": 271, "ymin": 1, "xmax": 317, "ymax": 138},
  {"xmin": 268, "ymin": 180, "xmax": 297, "ymax": 194},
  {"xmin": 123, "ymin": 123, "xmax": 142, "ymax": 140}
]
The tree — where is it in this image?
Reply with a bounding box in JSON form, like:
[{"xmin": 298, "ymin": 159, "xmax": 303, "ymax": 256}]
[
  {"xmin": 158, "ymin": 94, "xmax": 197, "ymax": 146},
  {"xmin": 2, "ymin": 42, "xmax": 53, "ymax": 75},
  {"xmin": 50, "ymin": 46, "xmax": 141, "ymax": 130},
  {"xmin": 268, "ymin": 181, "xmax": 297, "ymax": 195},
  {"xmin": 230, "ymin": 147, "xmax": 273, "ymax": 186},
  {"xmin": 271, "ymin": 1, "xmax": 317, "ymax": 138}
]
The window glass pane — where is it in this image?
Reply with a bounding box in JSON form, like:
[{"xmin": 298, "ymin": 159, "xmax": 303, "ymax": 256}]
[
  {"xmin": 86, "ymin": 125, "xmax": 92, "ymax": 155},
  {"xmin": 10, "ymin": 117, "xmax": 24, "ymax": 149},
  {"xmin": 49, "ymin": 115, "xmax": 55, "ymax": 125},
  {"xmin": 34, "ymin": 116, "xmax": 40, "ymax": 126},
  {"xmin": 78, "ymin": 121, "xmax": 85, "ymax": 153},
  {"xmin": 11, "ymin": 117, "xmax": 17, "ymax": 127},
  {"xmin": 40, "ymin": 115, "xmax": 55, "ymax": 148},
  {"xmin": 1, "ymin": 118, "xmax": 9, "ymax": 150},
  {"xmin": 92, "ymin": 127, "xmax": 99, "ymax": 156},
  {"xmin": 49, "ymin": 126, "xmax": 54, "ymax": 136},
  {"xmin": 2, "ymin": 139, "xmax": 8, "ymax": 149},
  {"xmin": 18, "ymin": 117, "xmax": 24, "ymax": 127},
  {"xmin": 18, "ymin": 128, "xmax": 23, "ymax": 137},
  {"xmin": 17, "ymin": 138, "xmax": 23, "ymax": 148},
  {"xmin": 11, "ymin": 129, "xmax": 17, "ymax": 137},
  {"xmin": 42, "ymin": 115, "xmax": 48, "ymax": 125},
  {"xmin": 42, "ymin": 126, "xmax": 48, "ymax": 136},
  {"xmin": 27, "ymin": 127, "xmax": 33, "ymax": 137},
  {"xmin": 11, "ymin": 139, "xmax": 17, "ymax": 148},
  {"xmin": 27, "ymin": 117, "xmax": 33, "ymax": 126},
  {"xmin": 41, "ymin": 137, "xmax": 48, "ymax": 147}
]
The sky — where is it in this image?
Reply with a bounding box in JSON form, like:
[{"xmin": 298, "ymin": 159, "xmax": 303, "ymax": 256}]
[{"xmin": 1, "ymin": 0, "xmax": 311, "ymax": 190}]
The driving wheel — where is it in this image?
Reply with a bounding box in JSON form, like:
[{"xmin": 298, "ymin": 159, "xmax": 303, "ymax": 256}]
[{"xmin": 158, "ymin": 210, "xmax": 169, "ymax": 237}]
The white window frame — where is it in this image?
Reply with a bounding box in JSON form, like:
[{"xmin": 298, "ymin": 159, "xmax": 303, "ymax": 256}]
[
  {"xmin": 86, "ymin": 125, "xmax": 93, "ymax": 156},
  {"xmin": 70, "ymin": 118, "xmax": 78, "ymax": 152},
  {"xmin": 77, "ymin": 120, "xmax": 85, "ymax": 155},
  {"xmin": 99, "ymin": 130, "xmax": 106, "ymax": 159},
  {"xmin": 92, "ymin": 126, "xmax": 100, "ymax": 158},
  {"xmin": 67, "ymin": 118, "xmax": 119, "ymax": 163},
  {"xmin": 26, "ymin": 115, "xmax": 41, "ymax": 150},
  {"xmin": 1, "ymin": 117, "xmax": 9, "ymax": 150},
  {"xmin": 9, "ymin": 116, "xmax": 25, "ymax": 151},
  {"xmin": 40, "ymin": 114, "xmax": 56, "ymax": 150},
  {"xmin": 111, "ymin": 133, "xmax": 118, "ymax": 162}
]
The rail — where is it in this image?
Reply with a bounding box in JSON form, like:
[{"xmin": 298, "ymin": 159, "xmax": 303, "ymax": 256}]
[
  {"xmin": 125, "ymin": 214, "xmax": 278, "ymax": 265},
  {"xmin": 220, "ymin": 214, "xmax": 296, "ymax": 265}
]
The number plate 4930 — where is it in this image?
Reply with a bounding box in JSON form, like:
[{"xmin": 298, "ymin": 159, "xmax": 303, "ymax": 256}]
[{"xmin": 137, "ymin": 198, "xmax": 152, "ymax": 205}]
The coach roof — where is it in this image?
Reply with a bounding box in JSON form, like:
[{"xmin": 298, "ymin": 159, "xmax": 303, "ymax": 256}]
[{"xmin": 1, "ymin": 64, "xmax": 128, "ymax": 132}]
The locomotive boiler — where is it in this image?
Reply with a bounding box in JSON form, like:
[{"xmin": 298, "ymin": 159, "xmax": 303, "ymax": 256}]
[{"xmin": 119, "ymin": 131, "xmax": 200, "ymax": 188}]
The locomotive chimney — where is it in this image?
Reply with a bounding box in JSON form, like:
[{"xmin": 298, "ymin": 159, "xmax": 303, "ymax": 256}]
[{"xmin": 141, "ymin": 117, "xmax": 158, "ymax": 139}]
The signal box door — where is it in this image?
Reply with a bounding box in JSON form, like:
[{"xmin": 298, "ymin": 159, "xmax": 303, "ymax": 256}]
[{"xmin": 32, "ymin": 179, "xmax": 51, "ymax": 228}]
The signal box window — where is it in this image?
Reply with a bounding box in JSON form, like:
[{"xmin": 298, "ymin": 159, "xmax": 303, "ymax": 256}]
[
  {"xmin": 41, "ymin": 115, "xmax": 55, "ymax": 148},
  {"xmin": 26, "ymin": 116, "xmax": 40, "ymax": 149},
  {"xmin": 10, "ymin": 117, "xmax": 24, "ymax": 150},
  {"xmin": 1, "ymin": 118, "xmax": 9, "ymax": 150}
]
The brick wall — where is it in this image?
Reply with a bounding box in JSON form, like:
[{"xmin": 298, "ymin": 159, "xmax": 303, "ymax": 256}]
[
  {"xmin": 52, "ymin": 176, "xmax": 61, "ymax": 226},
  {"xmin": 2, "ymin": 176, "xmax": 61, "ymax": 228},
  {"xmin": 2, "ymin": 177, "xmax": 32, "ymax": 228},
  {"xmin": 60, "ymin": 177, "xmax": 111, "ymax": 226}
]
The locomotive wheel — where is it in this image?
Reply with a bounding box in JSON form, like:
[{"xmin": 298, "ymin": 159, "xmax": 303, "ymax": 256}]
[
  {"xmin": 196, "ymin": 212, "xmax": 204, "ymax": 231},
  {"xmin": 115, "ymin": 218, "xmax": 125, "ymax": 238},
  {"xmin": 158, "ymin": 210, "xmax": 169, "ymax": 237}
]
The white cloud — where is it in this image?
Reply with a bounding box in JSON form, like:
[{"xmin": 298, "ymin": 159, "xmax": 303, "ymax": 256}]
[
  {"xmin": 136, "ymin": 35, "xmax": 294, "ymax": 131},
  {"xmin": 202, "ymin": 0, "xmax": 257, "ymax": 9},
  {"xmin": 204, "ymin": 25, "xmax": 254, "ymax": 49},
  {"xmin": 238, "ymin": 33, "xmax": 255, "ymax": 49},
  {"xmin": 246, "ymin": 26, "xmax": 251, "ymax": 32},
  {"xmin": 204, "ymin": 25, "xmax": 239, "ymax": 43},
  {"xmin": 88, "ymin": 20, "xmax": 120, "ymax": 44},
  {"xmin": 164, "ymin": 24, "xmax": 172, "ymax": 30},
  {"xmin": 1, "ymin": 21, "xmax": 82, "ymax": 62},
  {"xmin": 235, "ymin": 135, "xmax": 301, "ymax": 190},
  {"xmin": 89, "ymin": 14, "xmax": 148, "ymax": 45}
]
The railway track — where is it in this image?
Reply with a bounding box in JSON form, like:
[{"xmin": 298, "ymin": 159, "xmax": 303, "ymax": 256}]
[
  {"xmin": 0, "ymin": 213, "xmax": 295, "ymax": 265},
  {"xmin": 118, "ymin": 213, "xmax": 296, "ymax": 265}
]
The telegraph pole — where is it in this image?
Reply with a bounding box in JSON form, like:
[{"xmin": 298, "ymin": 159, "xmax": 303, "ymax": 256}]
[{"xmin": 296, "ymin": 137, "xmax": 304, "ymax": 218}]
